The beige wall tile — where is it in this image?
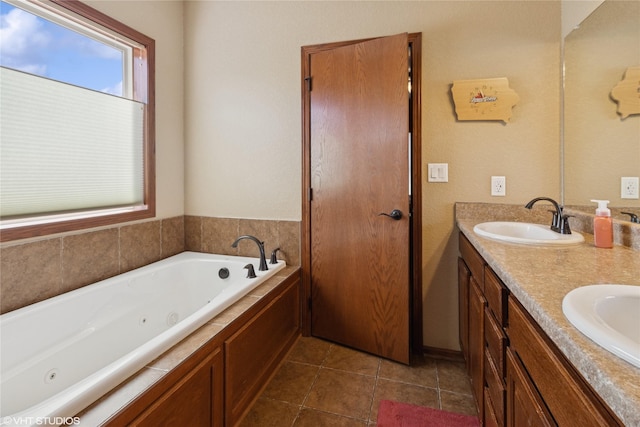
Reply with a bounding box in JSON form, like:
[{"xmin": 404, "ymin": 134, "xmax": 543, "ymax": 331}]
[
  {"xmin": 277, "ymin": 220, "xmax": 300, "ymax": 266},
  {"xmin": 184, "ymin": 215, "xmax": 202, "ymax": 252},
  {"xmin": 62, "ymin": 229, "xmax": 119, "ymax": 294},
  {"xmin": 0, "ymin": 239, "xmax": 62, "ymax": 314},
  {"xmin": 162, "ymin": 216, "xmax": 185, "ymax": 258},
  {"xmin": 202, "ymin": 217, "xmax": 239, "ymax": 255},
  {"xmin": 120, "ymin": 220, "xmax": 162, "ymax": 272},
  {"xmin": 237, "ymin": 219, "xmax": 277, "ymax": 259}
]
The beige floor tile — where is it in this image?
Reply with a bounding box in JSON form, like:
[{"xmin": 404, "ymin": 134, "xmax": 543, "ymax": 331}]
[
  {"xmin": 378, "ymin": 357, "xmax": 438, "ymax": 388},
  {"xmin": 261, "ymin": 361, "xmax": 319, "ymax": 405},
  {"xmin": 323, "ymin": 344, "xmax": 380, "ymax": 376},
  {"xmin": 440, "ymin": 390, "xmax": 478, "ymax": 416},
  {"xmin": 237, "ymin": 397, "xmax": 299, "ymax": 427},
  {"xmin": 304, "ymin": 368, "xmax": 375, "ymax": 420},
  {"xmin": 244, "ymin": 337, "xmax": 480, "ymax": 425},
  {"xmin": 436, "ymin": 359, "xmax": 473, "ymax": 395},
  {"xmin": 287, "ymin": 336, "xmax": 332, "ymax": 366},
  {"xmin": 370, "ymin": 378, "xmax": 439, "ymax": 423},
  {"xmin": 294, "ymin": 408, "xmax": 368, "ymax": 427}
]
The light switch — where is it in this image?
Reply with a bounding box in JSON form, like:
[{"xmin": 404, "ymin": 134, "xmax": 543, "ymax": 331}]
[{"xmin": 428, "ymin": 163, "xmax": 448, "ymax": 182}]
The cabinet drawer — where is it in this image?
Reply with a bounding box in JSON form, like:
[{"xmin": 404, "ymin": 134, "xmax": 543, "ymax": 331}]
[
  {"xmin": 485, "ymin": 307, "xmax": 507, "ymax": 377},
  {"xmin": 484, "ymin": 267, "xmax": 508, "ymax": 325},
  {"xmin": 484, "ymin": 348, "xmax": 505, "ymax": 426},
  {"xmin": 459, "ymin": 234, "xmax": 485, "ymax": 288}
]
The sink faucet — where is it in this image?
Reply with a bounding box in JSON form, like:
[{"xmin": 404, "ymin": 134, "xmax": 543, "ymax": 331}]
[
  {"xmin": 622, "ymin": 212, "xmax": 639, "ymax": 224},
  {"xmin": 231, "ymin": 235, "xmax": 268, "ymax": 271},
  {"xmin": 524, "ymin": 197, "xmax": 572, "ymax": 234}
]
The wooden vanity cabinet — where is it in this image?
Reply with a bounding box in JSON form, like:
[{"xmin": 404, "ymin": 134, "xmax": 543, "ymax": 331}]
[
  {"xmin": 483, "ymin": 268, "xmax": 508, "ymax": 427},
  {"xmin": 457, "ymin": 258, "xmax": 470, "ymax": 363},
  {"xmin": 459, "ymin": 234, "xmax": 507, "ymax": 425},
  {"xmin": 458, "ymin": 232, "xmax": 622, "ymax": 427},
  {"xmin": 458, "ymin": 234, "xmax": 486, "ymax": 416},
  {"xmin": 505, "ymin": 347, "xmax": 555, "ymax": 427},
  {"xmin": 508, "ymin": 297, "xmax": 621, "ymax": 427}
]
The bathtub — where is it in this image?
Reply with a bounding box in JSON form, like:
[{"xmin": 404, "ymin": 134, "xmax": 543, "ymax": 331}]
[{"xmin": 0, "ymin": 251, "xmax": 285, "ymax": 427}]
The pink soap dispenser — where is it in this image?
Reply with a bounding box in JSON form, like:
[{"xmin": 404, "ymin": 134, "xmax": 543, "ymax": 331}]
[{"xmin": 590, "ymin": 199, "xmax": 613, "ymax": 248}]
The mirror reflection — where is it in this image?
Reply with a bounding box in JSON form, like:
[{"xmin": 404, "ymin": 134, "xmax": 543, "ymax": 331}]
[{"xmin": 563, "ymin": 0, "xmax": 640, "ymax": 214}]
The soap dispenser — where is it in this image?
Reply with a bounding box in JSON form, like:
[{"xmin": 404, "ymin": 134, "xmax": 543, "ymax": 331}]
[{"xmin": 590, "ymin": 199, "xmax": 613, "ymax": 248}]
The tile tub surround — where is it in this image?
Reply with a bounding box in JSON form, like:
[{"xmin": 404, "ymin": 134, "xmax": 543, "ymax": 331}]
[
  {"xmin": 455, "ymin": 203, "xmax": 640, "ymax": 425},
  {"xmin": 0, "ymin": 216, "xmax": 300, "ymax": 314},
  {"xmin": 71, "ymin": 265, "xmax": 300, "ymax": 426},
  {"xmin": 0, "ymin": 216, "xmax": 185, "ymax": 314},
  {"xmin": 185, "ymin": 216, "xmax": 300, "ymax": 266}
]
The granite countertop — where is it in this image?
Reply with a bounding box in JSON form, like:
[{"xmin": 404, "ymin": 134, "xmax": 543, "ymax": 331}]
[{"xmin": 456, "ymin": 216, "xmax": 640, "ymax": 426}]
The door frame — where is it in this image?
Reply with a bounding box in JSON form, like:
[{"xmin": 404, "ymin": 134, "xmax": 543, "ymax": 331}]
[{"xmin": 300, "ymin": 33, "xmax": 423, "ymax": 354}]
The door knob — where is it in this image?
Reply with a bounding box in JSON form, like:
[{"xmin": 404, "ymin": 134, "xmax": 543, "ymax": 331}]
[{"xmin": 378, "ymin": 209, "xmax": 403, "ymax": 220}]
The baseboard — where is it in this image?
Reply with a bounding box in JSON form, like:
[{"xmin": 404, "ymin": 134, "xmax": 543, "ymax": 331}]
[{"xmin": 421, "ymin": 345, "xmax": 465, "ymax": 362}]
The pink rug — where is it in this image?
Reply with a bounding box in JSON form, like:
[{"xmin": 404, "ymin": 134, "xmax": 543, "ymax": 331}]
[{"xmin": 377, "ymin": 400, "xmax": 480, "ymax": 427}]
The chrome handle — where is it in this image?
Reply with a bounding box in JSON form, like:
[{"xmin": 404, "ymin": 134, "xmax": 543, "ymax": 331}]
[{"xmin": 378, "ymin": 209, "xmax": 403, "ymax": 220}]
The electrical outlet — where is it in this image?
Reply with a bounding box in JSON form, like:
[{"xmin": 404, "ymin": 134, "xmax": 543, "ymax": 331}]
[
  {"xmin": 491, "ymin": 176, "xmax": 506, "ymax": 196},
  {"xmin": 621, "ymin": 177, "xmax": 639, "ymax": 199}
]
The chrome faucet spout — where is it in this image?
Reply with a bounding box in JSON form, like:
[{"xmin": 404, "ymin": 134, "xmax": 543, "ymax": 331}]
[
  {"xmin": 231, "ymin": 235, "xmax": 268, "ymax": 271},
  {"xmin": 524, "ymin": 197, "xmax": 572, "ymax": 234}
]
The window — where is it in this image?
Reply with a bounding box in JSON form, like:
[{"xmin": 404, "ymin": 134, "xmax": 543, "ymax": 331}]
[{"xmin": 0, "ymin": 0, "xmax": 155, "ymax": 242}]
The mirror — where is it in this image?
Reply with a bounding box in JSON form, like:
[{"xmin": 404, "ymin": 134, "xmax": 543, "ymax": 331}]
[{"xmin": 563, "ymin": 0, "xmax": 640, "ymax": 215}]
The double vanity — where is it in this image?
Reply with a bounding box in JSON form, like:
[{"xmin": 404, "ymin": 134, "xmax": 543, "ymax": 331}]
[{"xmin": 456, "ymin": 202, "xmax": 640, "ymax": 426}]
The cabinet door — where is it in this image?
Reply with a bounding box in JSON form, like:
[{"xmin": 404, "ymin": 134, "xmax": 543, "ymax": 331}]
[
  {"xmin": 458, "ymin": 257, "xmax": 471, "ymax": 363},
  {"xmin": 508, "ymin": 297, "xmax": 622, "ymax": 426},
  {"xmin": 225, "ymin": 279, "xmax": 300, "ymax": 426},
  {"xmin": 131, "ymin": 347, "xmax": 223, "ymax": 427},
  {"xmin": 506, "ymin": 348, "xmax": 556, "ymax": 427},
  {"xmin": 468, "ymin": 276, "xmax": 485, "ymax": 415}
]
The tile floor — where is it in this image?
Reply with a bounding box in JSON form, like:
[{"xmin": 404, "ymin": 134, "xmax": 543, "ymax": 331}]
[{"xmin": 239, "ymin": 336, "xmax": 478, "ymax": 426}]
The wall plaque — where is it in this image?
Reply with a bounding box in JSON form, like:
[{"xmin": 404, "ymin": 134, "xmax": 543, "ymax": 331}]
[
  {"xmin": 611, "ymin": 66, "xmax": 640, "ymax": 119},
  {"xmin": 451, "ymin": 77, "xmax": 519, "ymax": 123}
]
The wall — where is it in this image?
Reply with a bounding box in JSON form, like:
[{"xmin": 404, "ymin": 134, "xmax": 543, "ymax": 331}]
[
  {"xmin": 1, "ymin": 1, "xmax": 561, "ymax": 352},
  {"xmin": 184, "ymin": 1, "xmax": 561, "ymax": 350}
]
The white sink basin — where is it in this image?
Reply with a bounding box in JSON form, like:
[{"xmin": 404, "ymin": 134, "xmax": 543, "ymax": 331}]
[
  {"xmin": 473, "ymin": 221, "xmax": 584, "ymax": 246},
  {"xmin": 563, "ymin": 285, "xmax": 640, "ymax": 368}
]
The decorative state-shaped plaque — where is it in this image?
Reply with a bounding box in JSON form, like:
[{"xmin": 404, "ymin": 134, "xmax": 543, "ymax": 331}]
[
  {"xmin": 611, "ymin": 66, "xmax": 640, "ymax": 119},
  {"xmin": 451, "ymin": 78, "xmax": 519, "ymax": 123}
]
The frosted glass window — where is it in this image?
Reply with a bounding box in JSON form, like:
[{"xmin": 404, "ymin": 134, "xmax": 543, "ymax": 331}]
[
  {"xmin": 0, "ymin": 0, "xmax": 154, "ymax": 241},
  {"xmin": 0, "ymin": 67, "xmax": 144, "ymax": 218}
]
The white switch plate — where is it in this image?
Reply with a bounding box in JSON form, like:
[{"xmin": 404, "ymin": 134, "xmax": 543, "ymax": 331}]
[
  {"xmin": 428, "ymin": 163, "xmax": 448, "ymax": 182},
  {"xmin": 491, "ymin": 176, "xmax": 506, "ymax": 196},
  {"xmin": 621, "ymin": 177, "xmax": 639, "ymax": 199}
]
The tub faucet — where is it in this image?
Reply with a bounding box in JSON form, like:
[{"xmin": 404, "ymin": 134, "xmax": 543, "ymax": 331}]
[
  {"xmin": 231, "ymin": 235, "xmax": 268, "ymax": 271},
  {"xmin": 524, "ymin": 197, "xmax": 572, "ymax": 234},
  {"xmin": 243, "ymin": 263, "xmax": 257, "ymax": 279},
  {"xmin": 270, "ymin": 247, "xmax": 280, "ymax": 264}
]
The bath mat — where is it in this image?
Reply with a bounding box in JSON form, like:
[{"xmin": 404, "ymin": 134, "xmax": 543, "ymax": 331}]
[{"xmin": 377, "ymin": 400, "xmax": 480, "ymax": 427}]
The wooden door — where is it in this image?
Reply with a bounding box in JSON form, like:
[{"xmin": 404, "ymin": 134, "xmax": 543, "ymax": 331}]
[{"xmin": 308, "ymin": 34, "xmax": 410, "ymax": 363}]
